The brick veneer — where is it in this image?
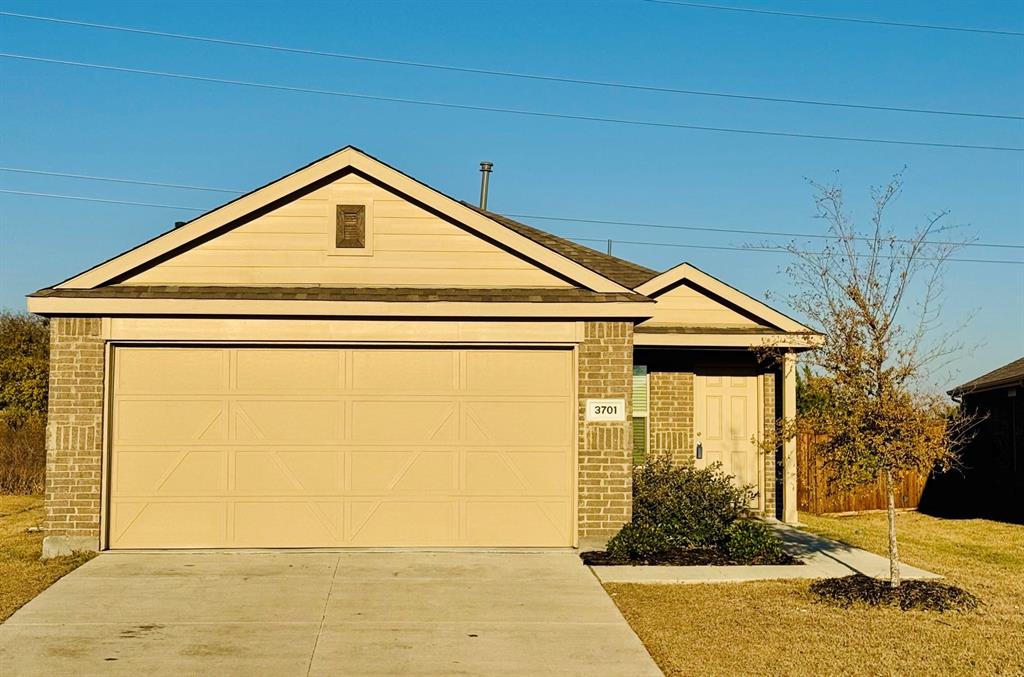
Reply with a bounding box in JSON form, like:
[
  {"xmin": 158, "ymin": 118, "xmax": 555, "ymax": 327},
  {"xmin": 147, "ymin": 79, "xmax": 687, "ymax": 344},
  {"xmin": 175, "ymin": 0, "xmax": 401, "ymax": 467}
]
[
  {"xmin": 42, "ymin": 317, "xmax": 105, "ymax": 557},
  {"xmin": 648, "ymin": 370, "xmax": 695, "ymax": 467},
  {"xmin": 577, "ymin": 321, "xmax": 633, "ymax": 544}
]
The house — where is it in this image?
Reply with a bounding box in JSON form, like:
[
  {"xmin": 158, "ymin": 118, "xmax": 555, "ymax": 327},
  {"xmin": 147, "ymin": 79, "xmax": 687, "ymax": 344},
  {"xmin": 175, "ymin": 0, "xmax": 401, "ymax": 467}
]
[
  {"xmin": 936, "ymin": 357, "xmax": 1024, "ymax": 523},
  {"xmin": 27, "ymin": 146, "xmax": 815, "ymax": 557}
]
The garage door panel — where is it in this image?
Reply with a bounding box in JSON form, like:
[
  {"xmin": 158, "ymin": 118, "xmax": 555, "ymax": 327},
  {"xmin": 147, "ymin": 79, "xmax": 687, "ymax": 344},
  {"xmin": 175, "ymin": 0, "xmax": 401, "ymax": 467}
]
[
  {"xmin": 349, "ymin": 450, "xmax": 456, "ymax": 494},
  {"xmin": 110, "ymin": 346, "xmax": 574, "ymax": 548},
  {"xmin": 111, "ymin": 501, "xmax": 228, "ymax": 549},
  {"xmin": 234, "ymin": 401, "xmax": 341, "ymax": 442},
  {"xmin": 233, "ymin": 502, "xmax": 341, "ymax": 546},
  {"xmin": 116, "ymin": 348, "xmax": 227, "ymax": 395},
  {"xmin": 464, "ymin": 451, "xmax": 570, "ymax": 496},
  {"xmin": 351, "ymin": 350, "xmax": 456, "ymax": 392},
  {"xmin": 465, "ymin": 350, "xmax": 572, "ymax": 395},
  {"xmin": 349, "ymin": 501, "xmax": 457, "ymax": 545},
  {"xmin": 115, "ymin": 450, "xmax": 225, "ymax": 496},
  {"xmin": 236, "ymin": 349, "xmax": 341, "ymax": 391},
  {"xmin": 116, "ymin": 400, "xmax": 227, "ymax": 442},
  {"xmin": 465, "ymin": 500, "xmax": 570, "ymax": 547},
  {"xmin": 234, "ymin": 451, "xmax": 340, "ymax": 495},
  {"xmin": 349, "ymin": 401, "xmax": 457, "ymax": 443},
  {"xmin": 465, "ymin": 401, "xmax": 571, "ymax": 446}
]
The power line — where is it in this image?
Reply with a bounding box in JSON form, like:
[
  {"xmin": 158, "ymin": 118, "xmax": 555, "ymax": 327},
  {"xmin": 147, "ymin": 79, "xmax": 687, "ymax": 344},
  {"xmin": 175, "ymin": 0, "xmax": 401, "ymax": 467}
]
[
  {"xmin": 1, "ymin": 10, "xmax": 1018, "ymax": 121},
  {"xmin": 3, "ymin": 167, "xmax": 1022, "ymax": 250},
  {"xmin": 641, "ymin": 0, "xmax": 1024, "ymax": 37},
  {"xmin": 2, "ymin": 188, "xmax": 1021, "ymax": 266},
  {"xmin": 572, "ymin": 237, "xmax": 1024, "ymax": 266},
  {"xmin": 0, "ymin": 167, "xmax": 240, "ymax": 193},
  {"xmin": 0, "ymin": 189, "xmax": 203, "ymax": 210},
  {"xmin": 4, "ymin": 53, "xmax": 1021, "ymax": 154},
  {"xmin": 509, "ymin": 213, "xmax": 1024, "ymax": 251}
]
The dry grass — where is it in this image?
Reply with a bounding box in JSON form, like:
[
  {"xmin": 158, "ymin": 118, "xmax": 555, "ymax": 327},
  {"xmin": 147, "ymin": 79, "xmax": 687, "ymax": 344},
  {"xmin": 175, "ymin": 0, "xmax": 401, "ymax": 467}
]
[
  {"xmin": 0, "ymin": 495, "xmax": 94, "ymax": 621},
  {"xmin": 606, "ymin": 511, "xmax": 1024, "ymax": 676}
]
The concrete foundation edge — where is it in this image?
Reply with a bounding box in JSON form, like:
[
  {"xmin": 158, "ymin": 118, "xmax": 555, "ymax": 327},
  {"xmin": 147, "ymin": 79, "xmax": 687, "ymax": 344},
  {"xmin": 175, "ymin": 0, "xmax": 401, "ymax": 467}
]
[{"xmin": 41, "ymin": 535, "xmax": 100, "ymax": 559}]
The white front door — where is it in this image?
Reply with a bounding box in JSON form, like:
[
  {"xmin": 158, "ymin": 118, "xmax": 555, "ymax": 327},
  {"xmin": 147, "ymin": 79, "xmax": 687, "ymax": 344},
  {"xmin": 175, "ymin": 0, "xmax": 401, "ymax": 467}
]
[{"xmin": 693, "ymin": 370, "xmax": 761, "ymax": 508}]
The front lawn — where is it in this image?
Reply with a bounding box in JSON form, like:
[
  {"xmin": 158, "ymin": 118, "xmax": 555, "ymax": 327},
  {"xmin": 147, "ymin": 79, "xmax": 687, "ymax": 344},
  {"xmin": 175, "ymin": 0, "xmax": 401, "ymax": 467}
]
[
  {"xmin": 606, "ymin": 512, "xmax": 1024, "ymax": 676},
  {"xmin": 0, "ymin": 495, "xmax": 94, "ymax": 621}
]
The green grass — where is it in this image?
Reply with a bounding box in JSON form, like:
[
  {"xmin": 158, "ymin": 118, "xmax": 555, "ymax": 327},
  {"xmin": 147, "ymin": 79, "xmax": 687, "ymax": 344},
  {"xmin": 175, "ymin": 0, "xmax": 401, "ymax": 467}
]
[
  {"xmin": 606, "ymin": 511, "xmax": 1024, "ymax": 676},
  {"xmin": 0, "ymin": 495, "xmax": 94, "ymax": 621}
]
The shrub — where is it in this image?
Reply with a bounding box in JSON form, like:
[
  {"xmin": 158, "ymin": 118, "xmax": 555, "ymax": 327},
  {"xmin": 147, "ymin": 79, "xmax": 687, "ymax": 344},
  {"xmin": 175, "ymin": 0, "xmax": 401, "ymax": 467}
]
[
  {"xmin": 632, "ymin": 454, "xmax": 754, "ymax": 547},
  {"xmin": 606, "ymin": 521, "xmax": 671, "ymax": 563},
  {"xmin": 0, "ymin": 413, "xmax": 46, "ymax": 494},
  {"xmin": 723, "ymin": 519, "xmax": 787, "ymax": 564}
]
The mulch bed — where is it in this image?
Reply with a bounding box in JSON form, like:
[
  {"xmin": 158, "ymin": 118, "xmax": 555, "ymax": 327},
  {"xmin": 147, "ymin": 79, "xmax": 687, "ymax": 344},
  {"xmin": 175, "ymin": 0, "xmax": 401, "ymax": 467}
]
[
  {"xmin": 580, "ymin": 547, "xmax": 800, "ymax": 567},
  {"xmin": 810, "ymin": 574, "xmax": 980, "ymax": 612}
]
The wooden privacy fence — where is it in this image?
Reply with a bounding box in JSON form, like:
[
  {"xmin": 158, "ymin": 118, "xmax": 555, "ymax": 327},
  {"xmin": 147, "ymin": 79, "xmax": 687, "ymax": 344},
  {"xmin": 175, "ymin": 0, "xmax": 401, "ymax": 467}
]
[{"xmin": 797, "ymin": 432, "xmax": 928, "ymax": 514}]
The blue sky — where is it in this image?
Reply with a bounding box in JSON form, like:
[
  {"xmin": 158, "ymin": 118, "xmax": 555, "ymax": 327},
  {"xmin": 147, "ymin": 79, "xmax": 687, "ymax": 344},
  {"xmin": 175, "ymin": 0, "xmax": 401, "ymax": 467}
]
[{"xmin": 1, "ymin": 0, "xmax": 1021, "ymax": 389}]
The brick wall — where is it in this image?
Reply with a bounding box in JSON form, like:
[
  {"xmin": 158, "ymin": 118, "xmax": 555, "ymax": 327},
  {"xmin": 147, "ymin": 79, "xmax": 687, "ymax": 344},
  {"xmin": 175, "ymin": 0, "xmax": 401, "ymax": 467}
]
[
  {"xmin": 648, "ymin": 370, "xmax": 694, "ymax": 466},
  {"xmin": 577, "ymin": 321, "xmax": 633, "ymax": 542},
  {"xmin": 43, "ymin": 317, "xmax": 105, "ymax": 556},
  {"xmin": 762, "ymin": 367, "xmax": 778, "ymax": 518}
]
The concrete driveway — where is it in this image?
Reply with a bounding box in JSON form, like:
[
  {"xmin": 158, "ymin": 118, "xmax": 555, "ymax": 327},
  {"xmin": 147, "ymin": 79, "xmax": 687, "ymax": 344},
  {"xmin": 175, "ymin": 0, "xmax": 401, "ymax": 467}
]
[{"xmin": 0, "ymin": 551, "xmax": 661, "ymax": 676}]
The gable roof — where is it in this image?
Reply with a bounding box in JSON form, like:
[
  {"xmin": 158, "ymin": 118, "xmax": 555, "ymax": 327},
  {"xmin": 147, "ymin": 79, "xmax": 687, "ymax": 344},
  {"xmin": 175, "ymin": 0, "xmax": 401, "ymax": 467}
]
[
  {"xmin": 52, "ymin": 146, "xmax": 633, "ymax": 295},
  {"xmin": 461, "ymin": 204, "xmax": 658, "ymax": 289},
  {"xmin": 950, "ymin": 356, "xmax": 1024, "ymax": 396},
  {"xmin": 634, "ymin": 262, "xmax": 815, "ymax": 334}
]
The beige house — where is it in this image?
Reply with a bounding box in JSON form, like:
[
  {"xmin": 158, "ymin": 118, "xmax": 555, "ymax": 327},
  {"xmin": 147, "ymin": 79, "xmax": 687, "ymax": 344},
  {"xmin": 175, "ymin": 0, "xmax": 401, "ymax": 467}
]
[{"xmin": 28, "ymin": 146, "xmax": 813, "ymax": 557}]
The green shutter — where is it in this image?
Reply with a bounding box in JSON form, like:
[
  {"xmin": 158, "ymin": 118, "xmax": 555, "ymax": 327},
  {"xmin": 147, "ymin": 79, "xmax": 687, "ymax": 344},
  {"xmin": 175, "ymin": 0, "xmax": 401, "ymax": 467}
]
[
  {"xmin": 632, "ymin": 365, "xmax": 648, "ymax": 414},
  {"xmin": 632, "ymin": 365, "xmax": 648, "ymax": 464}
]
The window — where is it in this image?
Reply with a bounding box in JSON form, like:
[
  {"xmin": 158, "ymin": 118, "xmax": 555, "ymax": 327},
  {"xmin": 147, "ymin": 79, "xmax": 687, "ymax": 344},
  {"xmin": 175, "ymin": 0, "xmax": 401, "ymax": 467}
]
[
  {"xmin": 335, "ymin": 205, "xmax": 366, "ymax": 248},
  {"xmin": 632, "ymin": 365, "xmax": 649, "ymax": 464}
]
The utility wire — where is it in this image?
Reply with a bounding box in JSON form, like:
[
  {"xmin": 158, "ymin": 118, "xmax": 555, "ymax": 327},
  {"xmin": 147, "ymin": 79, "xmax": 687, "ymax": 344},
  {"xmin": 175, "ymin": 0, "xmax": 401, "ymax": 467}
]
[
  {"xmin": 572, "ymin": 237, "xmax": 1023, "ymax": 266},
  {"xmin": 0, "ymin": 189, "xmax": 203, "ymax": 211},
  {"xmin": 3, "ymin": 53, "xmax": 1021, "ymax": 153},
  {"xmin": 1, "ymin": 10, "xmax": 1018, "ymax": 121},
  {"xmin": 509, "ymin": 213, "xmax": 1024, "ymax": 251},
  {"xmin": 641, "ymin": 0, "xmax": 1024, "ymax": 37},
  {"xmin": 0, "ymin": 167, "xmax": 240, "ymax": 193},
  {"xmin": 2, "ymin": 188, "xmax": 1021, "ymax": 265},
  {"xmin": 2, "ymin": 168, "xmax": 1022, "ymax": 251}
]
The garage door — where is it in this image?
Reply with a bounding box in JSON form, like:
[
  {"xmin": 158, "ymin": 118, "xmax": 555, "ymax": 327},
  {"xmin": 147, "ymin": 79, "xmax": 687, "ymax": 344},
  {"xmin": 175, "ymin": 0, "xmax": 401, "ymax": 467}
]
[{"xmin": 108, "ymin": 346, "xmax": 575, "ymax": 548}]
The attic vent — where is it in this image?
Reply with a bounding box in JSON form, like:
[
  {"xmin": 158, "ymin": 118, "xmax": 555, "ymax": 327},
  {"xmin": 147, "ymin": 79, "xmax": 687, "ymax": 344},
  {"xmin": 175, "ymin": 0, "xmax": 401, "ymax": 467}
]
[{"xmin": 335, "ymin": 205, "xmax": 366, "ymax": 248}]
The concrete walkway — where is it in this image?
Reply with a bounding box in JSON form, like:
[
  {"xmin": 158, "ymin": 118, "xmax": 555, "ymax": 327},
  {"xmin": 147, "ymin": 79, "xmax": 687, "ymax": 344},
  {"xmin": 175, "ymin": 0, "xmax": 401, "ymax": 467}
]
[
  {"xmin": 0, "ymin": 551, "xmax": 661, "ymax": 677},
  {"xmin": 592, "ymin": 524, "xmax": 941, "ymax": 584}
]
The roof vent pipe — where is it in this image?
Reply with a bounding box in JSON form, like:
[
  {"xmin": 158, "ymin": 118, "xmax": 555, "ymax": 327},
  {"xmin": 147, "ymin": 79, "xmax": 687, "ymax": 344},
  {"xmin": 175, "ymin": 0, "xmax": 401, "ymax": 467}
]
[{"xmin": 479, "ymin": 161, "xmax": 493, "ymax": 210}]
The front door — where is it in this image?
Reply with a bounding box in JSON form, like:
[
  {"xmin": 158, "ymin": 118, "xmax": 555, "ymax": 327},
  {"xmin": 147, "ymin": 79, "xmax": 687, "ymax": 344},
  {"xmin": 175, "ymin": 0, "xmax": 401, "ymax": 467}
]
[{"xmin": 693, "ymin": 370, "xmax": 760, "ymax": 508}]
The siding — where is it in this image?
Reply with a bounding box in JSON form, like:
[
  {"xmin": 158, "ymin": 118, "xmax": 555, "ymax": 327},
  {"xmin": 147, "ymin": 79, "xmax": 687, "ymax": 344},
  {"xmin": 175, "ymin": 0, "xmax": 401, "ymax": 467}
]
[
  {"xmin": 123, "ymin": 174, "xmax": 571, "ymax": 288},
  {"xmin": 641, "ymin": 281, "xmax": 768, "ymax": 328}
]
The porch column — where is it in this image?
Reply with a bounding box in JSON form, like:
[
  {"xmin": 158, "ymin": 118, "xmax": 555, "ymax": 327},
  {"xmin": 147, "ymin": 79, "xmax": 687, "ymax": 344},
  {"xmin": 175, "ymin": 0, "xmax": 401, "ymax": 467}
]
[{"xmin": 782, "ymin": 351, "xmax": 798, "ymax": 524}]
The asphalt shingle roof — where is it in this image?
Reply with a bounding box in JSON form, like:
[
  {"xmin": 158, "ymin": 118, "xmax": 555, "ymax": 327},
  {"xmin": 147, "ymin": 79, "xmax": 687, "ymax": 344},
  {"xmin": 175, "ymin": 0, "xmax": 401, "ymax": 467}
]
[
  {"xmin": 462, "ymin": 203, "xmax": 659, "ymax": 289},
  {"xmin": 950, "ymin": 356, "xmax": 1024, "ymax": 395}
]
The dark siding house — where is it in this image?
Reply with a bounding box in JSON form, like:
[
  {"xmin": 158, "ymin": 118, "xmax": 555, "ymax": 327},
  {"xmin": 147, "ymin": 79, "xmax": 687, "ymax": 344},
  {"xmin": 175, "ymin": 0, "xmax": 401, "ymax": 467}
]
[{"xmin": 932, "ymin": 357, "xmax": 1024, "ymax": 523}]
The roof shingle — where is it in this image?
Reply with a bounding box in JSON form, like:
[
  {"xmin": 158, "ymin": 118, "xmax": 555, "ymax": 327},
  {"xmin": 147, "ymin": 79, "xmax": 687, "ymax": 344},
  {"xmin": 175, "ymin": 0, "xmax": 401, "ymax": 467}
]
[{"xmin": 461, "ymin": 203, "xmax": 658, "ymax": 289}]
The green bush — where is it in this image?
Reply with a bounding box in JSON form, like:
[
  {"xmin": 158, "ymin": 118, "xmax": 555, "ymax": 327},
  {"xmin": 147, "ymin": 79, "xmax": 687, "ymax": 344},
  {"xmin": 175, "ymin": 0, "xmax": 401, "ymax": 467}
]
[
  {"xmin": 606, "ymin": 521, "xmax": 671, "ymax": 562},
  {"xmin": 633, "ymin": 454, "xmax": 754, "ymax": 547},
  {"xmin": 723, "ymin": 520, "xmax": 786, "ymax": 564}
]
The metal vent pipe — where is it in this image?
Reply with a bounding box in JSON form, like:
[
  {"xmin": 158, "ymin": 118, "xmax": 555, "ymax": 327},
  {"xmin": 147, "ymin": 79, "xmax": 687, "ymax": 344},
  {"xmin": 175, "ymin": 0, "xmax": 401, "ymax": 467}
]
[{"xmin": 479, "ymin": 161, "xmax": 493, "ymax": 209}]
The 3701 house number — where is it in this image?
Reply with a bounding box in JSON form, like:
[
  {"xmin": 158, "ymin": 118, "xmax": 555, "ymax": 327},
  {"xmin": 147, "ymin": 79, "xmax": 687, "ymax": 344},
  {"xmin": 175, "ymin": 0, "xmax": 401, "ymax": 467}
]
[{"xmin": 585, "ymin": 398, "xmax": 626, "ymax": 422}]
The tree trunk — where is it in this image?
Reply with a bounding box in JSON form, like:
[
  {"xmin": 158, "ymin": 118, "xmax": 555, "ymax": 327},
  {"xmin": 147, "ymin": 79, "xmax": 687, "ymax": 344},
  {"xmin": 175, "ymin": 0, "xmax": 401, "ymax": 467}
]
[{"xmin": 884, "ymin": 469, "xmax": 901, "ymax": 588}]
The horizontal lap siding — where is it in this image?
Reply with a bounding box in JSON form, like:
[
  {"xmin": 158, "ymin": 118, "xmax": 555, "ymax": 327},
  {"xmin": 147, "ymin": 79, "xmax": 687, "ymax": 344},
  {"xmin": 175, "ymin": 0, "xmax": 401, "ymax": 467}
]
[
  {"xmin": 642, "ymin": 282, "xmax": 768, "ymax": 328},
  {"xmin": 122, "ymin": 175, "xmax": 570, "ymax": 288}
]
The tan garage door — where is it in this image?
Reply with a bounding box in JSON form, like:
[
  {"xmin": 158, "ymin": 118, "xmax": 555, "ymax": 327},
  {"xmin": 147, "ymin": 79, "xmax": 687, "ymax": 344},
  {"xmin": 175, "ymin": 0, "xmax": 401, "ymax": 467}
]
[{"xmin": 109, "ymin": 346, "xmax": 575, "ymax": 549}]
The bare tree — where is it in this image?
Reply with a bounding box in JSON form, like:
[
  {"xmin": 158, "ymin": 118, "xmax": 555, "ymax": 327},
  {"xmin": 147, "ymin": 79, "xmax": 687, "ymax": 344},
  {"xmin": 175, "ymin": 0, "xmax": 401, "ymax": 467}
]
[{"xmin": 760, "ymin": 172, "xmax": 978, "ymax": 587}]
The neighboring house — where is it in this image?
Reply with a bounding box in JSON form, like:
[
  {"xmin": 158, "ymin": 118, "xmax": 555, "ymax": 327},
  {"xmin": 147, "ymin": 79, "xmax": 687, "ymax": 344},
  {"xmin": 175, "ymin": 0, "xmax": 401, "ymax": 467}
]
[
  {"xmin": 939, "ymin": 357, "xmax": 1024, "ymax": 523},
  {"xmin": 27, "ymin": 146, "xmax": 814, "ymax": 557}
]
